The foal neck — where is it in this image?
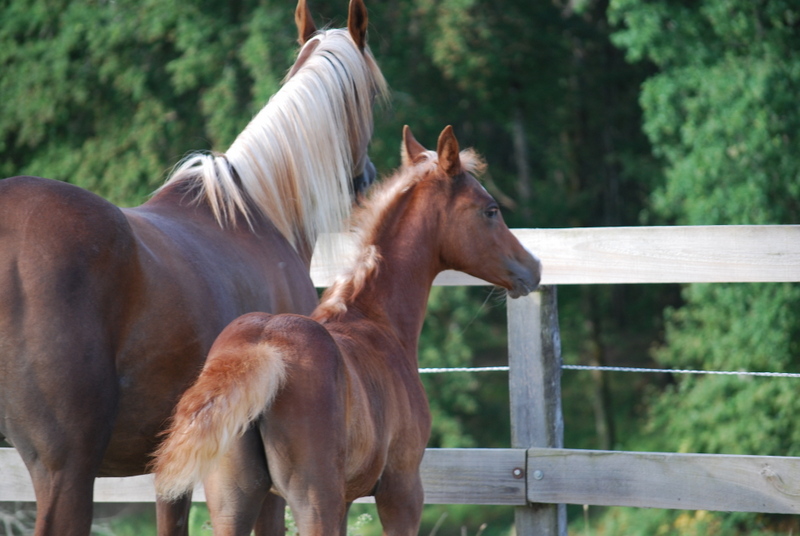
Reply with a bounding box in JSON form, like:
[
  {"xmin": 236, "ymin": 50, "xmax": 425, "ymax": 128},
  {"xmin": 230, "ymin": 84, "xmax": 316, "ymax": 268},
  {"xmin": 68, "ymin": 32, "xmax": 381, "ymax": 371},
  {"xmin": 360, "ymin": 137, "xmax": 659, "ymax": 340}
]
[{"xmin": 316, "ymin": 183, "xmax": 445, "ymax": 349}]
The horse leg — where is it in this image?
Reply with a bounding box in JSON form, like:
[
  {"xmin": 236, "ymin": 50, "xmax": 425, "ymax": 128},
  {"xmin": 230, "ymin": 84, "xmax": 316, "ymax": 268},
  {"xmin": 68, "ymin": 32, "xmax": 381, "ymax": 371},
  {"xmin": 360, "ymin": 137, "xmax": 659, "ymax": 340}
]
[
  {"xmin": 24, "ymin": 459, "xmax": 98, "ymax": 536},
  {"xmin": 18, "ymin": 398, "xmax": 116, "ymax": 536},
  {"xmin": 10, "ymin": 377, "xmax": 116, "ymax": 535},
  {"xmin": 254, "ymin": 495, "xmax": 287, "ymax": 536},
  {"xmin": 156, "ymin": 495, "xmax": 192, "ymax": 536},
  {"xmin": 279, "ymin": 485, "xmax": 347, "ymax": 536},
  {"xmin": 203, "ymin": 427, "xmax": 275, "ymax": 536},
  {"xmin": 373, "ymin": 470, "xmax": 425, "ymax": 536},
  {"xmin": 5, "ymin": 335, "xmax": 119, "ymax": 536}
]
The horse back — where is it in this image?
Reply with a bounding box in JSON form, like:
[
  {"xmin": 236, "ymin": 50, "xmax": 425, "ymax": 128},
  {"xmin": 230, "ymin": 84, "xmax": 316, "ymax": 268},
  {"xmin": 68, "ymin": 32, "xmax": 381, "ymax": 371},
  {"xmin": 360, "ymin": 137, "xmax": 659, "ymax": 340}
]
[{"xmin": 0, "ymin": 176, "xmax": 320, "ymax": 475}]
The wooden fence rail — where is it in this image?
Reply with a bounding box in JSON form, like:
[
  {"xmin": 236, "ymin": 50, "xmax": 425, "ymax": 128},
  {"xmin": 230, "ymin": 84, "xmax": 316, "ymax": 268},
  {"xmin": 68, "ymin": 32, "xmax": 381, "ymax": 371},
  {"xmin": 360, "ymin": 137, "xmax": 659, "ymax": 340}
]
[{"xmin": 2, "ymin": 225, "xmax": 799, "ymax": 535}]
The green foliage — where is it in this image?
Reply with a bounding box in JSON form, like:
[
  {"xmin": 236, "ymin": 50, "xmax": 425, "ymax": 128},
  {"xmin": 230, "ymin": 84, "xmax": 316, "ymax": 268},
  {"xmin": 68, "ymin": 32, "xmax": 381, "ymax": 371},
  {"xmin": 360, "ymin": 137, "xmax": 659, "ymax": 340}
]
[
  {"xmin": 610, "ymin": 0, "xmax": 800, "ymax": 225},
  {"xmin": 635, "ymin": 282, "xmax": 800, "ymax": 458},
  {"xmin": 418, "ymin": 286, "xmax": 510, "ymax": 449},
  {"xmin": 0, "ymin": 0, "xmax": 296, "ymax": 205},
  {"xmin": 16, "ymin": 0, "xmax": 789, "ymax": 534},
  {"xmin": 607, "ymin": 0, "xmax": 800, "ymax": 533},
  {"xmin": 586, "ymin": 507, "xmax": 800, "ymax": 536},
  {"xmin": 107, "ymin": 504, "xmax": 375, "ymax": 535},
  {"xmin": 349, "ymin": 503, "xmax": 513, "ymax": 536}
]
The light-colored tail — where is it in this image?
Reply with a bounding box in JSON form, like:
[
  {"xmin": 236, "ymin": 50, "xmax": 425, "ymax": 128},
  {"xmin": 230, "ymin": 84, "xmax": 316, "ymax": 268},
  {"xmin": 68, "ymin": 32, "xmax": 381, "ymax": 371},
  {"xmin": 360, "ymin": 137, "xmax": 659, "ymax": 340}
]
[{"xmin": 152, "ymin": 342, "xmax": 287, "ymax": 501}]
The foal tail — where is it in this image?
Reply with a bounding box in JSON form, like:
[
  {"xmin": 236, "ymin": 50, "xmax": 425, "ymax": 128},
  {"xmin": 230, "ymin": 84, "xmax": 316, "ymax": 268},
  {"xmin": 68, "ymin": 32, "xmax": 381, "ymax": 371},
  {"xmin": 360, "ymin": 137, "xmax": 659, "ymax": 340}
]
[{"xmin": 152, "ymin": 317, "xmax": 287, "ymax": 501}]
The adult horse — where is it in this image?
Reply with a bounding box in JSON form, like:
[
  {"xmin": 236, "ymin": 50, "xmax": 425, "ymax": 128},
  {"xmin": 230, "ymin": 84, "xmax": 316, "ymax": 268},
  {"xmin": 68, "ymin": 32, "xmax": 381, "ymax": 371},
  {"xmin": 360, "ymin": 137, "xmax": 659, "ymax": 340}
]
[
  {"xmin": 152, "ymin": 125, "xmax": 542, "ymax": 535},
  {"xmin": 0, "ymin": 1, "xmax": 386, "ymax": 534}
]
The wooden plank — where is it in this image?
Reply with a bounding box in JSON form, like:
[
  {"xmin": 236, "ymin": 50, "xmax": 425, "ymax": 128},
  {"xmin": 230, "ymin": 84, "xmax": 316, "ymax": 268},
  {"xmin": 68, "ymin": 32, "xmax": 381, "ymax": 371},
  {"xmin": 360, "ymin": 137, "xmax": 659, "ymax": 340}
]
[
  {"xmin": 419, "ymin": 449, "xmax": 527, "ymax": 505},
  {"xmin": 516, "ymin": 226, "xmax": 800, "ymax": 285},
  {"xmin": 527, "ymin": 448, "xmax": 800, "ymax": 514},
  {"xmin": 507, "ymin": 288, "xmax": 564, "ymax": 450},
  {"xmin": 311, "ymin": 226, "xmax": 800, "ymax": 286},
  {"xmin": 507, "ymin": 288, "xmax": 567, "ymax": 536},
  {"xmin": 0, "ymin": 448, "xmax": 526, "ymax": 505},
  {"xmin": 7, "ymin": 446, "xmax": 800, "ymax": 513},
  {"xmin": 0, "ymin": 449, "xmax": 193, "ymax": 503},
  {"xmin": 0, "ymin": 448, "xmax": 37, "ymax": 502}
]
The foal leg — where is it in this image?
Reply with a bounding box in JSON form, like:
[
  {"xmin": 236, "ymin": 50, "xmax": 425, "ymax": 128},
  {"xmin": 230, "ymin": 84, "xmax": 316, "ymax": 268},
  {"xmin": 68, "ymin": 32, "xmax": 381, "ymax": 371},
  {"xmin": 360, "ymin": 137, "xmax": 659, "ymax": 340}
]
[
  {"xmin": 259, "ymin": 357, "xmax": 349, "ymax": 535},
  {"xmin": 374, "ymin": 470, "xmax": 425, "ymax": 536},
  {"xmin": 156, "ymin": 495, "xmax": 192, "ymax": 536},
  {"xmin": 254, "ymin": 495, "xmax": 288, "ymax": 536},
  {"xmin": 261, "ymin": 416, "xmax": 349, "ymax": 536},
  {"xmin": 203, "ymin": 427, "xmax": 275, "ymax": 536},
  {"xmin": 281, "ymin": 490, "xmax": 348, "ymax": 536}
]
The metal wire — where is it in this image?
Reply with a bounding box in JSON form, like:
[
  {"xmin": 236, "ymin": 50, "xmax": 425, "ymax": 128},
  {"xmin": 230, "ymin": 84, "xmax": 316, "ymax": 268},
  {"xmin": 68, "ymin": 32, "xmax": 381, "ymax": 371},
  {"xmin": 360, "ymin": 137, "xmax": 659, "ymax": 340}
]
[
  {"xmin": 418, "ymin": 366, "xmax": 511, "ymax": 374},
  {"xmin": 418, "ymin": 364, "xmax": 800, "ymax": 378}
]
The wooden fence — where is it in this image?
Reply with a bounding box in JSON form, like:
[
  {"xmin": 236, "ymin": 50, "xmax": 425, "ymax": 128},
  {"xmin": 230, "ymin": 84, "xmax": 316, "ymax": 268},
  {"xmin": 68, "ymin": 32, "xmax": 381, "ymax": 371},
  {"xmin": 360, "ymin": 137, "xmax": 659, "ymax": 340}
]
[{"xmin": 2, "ymin": 225, "xmax": 799, "ymax": 535}]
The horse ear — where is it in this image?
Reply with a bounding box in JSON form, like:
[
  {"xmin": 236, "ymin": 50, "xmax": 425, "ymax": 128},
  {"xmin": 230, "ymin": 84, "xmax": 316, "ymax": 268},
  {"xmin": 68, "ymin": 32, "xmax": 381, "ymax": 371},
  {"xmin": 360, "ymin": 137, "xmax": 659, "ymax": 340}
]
[
  {"xmin": 436, "ymin": 125, "xmax": 462, "ymax": 177},
  {"xmin": 295, "ymin": 0, "xmax": 317, "ymax": 45},
  {"xmin": 347, "ymin": 0, "xmax": 369, "ymax": 51},
  {"xmin": 401, "ymin": 125, "xmax": 427, "ymax": 167}
]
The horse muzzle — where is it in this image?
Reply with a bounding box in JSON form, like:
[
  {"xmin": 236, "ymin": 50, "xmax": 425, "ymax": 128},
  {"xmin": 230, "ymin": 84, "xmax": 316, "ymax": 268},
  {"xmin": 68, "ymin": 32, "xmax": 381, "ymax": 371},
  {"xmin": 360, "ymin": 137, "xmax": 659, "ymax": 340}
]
[
  {"xmin": 352, "ymin": 158, "xmax": 377, "ymax": 203},
  {"xmin": 506, "ymin": 251, "xmax": 542, "ymax": 299}
]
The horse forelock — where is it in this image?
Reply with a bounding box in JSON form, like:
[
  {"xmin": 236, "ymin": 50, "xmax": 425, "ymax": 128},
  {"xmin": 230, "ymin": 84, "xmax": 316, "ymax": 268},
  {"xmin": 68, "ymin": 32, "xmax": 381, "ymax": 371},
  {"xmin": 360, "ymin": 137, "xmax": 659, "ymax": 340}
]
[
  {"xmin": 158, "ymin": 28, "xmax": 387, "ymax": 254},
  {"xmin": 314, "ymin": 148, "xmax": 485, "ymax": 322}
]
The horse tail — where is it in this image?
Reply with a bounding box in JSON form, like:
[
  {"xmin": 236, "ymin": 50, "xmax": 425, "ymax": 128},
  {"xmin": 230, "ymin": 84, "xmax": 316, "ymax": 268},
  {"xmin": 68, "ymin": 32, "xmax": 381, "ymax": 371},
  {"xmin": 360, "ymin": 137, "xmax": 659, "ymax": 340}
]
[{"xmin": 152, "ymin": 315, "xmax": 287, "ymax": 501}]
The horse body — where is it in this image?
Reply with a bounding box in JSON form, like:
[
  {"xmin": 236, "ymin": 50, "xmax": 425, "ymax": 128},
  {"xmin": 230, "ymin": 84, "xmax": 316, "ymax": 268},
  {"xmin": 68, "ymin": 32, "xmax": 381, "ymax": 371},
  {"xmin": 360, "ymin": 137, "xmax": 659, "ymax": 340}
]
[
  {"xmin": 111, "ymin": 185, "xmax": 320, "ymax": 476},
  {"xmin": 0, "ymin": 1, "xmax": 385, "ymax": 534},
  {"xmin": 153, "ymin": 126, "xmax": 542, "ymax": 535},
  {"xmin": 0, "ymin": 176, "xmax": 317, "ymax": 473}
]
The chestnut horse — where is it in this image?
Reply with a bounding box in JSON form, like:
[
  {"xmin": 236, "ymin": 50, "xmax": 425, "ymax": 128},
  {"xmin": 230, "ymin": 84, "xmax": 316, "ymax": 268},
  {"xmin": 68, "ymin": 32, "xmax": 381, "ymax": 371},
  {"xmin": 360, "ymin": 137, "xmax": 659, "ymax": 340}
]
[
  {"xmin": 152, "ymin": 125, "xmax": 542, "ymax": 535},
  {"xmin": 0, "ymin": 1, "xmax": 386, "ymax": 534}
]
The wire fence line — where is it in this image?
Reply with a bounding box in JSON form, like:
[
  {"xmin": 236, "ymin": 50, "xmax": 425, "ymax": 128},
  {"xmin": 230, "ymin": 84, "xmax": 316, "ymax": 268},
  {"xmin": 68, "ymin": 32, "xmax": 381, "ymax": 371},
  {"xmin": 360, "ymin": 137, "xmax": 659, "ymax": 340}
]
[{"xmin": 417, "ymin": 364, "xmax": 800, "ymax": 378}]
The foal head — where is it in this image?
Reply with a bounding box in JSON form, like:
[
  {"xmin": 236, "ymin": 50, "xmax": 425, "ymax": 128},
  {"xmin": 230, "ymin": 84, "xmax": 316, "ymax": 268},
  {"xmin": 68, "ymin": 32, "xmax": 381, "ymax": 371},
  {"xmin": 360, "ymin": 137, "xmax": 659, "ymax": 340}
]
[{"xmin": 401, "ymin": 125, "xmax": 542, "ymax": 298}]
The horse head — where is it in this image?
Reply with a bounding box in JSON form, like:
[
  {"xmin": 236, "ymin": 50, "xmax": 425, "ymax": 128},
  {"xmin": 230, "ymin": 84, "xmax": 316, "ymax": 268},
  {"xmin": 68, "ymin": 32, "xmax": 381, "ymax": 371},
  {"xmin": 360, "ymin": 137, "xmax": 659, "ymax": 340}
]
[
  {"xmin": 402, "ymin": 125, "xmax": 542, "ymax": 298},
  {"xmin": 291, "ymin": 0, "xmax": 383, "ymax": 202}
]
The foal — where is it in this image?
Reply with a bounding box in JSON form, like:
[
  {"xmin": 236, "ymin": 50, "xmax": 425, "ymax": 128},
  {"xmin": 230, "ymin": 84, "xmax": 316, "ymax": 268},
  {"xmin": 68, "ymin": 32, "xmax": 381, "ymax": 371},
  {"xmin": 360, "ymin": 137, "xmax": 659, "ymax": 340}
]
[{"xmin": 153, "ymin": 125, "xmax": 542, "ymax": 535}]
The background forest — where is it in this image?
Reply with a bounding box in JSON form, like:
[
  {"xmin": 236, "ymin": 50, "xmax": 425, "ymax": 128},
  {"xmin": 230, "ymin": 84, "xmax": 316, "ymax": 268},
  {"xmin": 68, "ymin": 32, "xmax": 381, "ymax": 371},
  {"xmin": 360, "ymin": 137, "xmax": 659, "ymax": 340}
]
[{"xmin": 1, "ymin": 0, "xmax": 799, "ymax": 534}]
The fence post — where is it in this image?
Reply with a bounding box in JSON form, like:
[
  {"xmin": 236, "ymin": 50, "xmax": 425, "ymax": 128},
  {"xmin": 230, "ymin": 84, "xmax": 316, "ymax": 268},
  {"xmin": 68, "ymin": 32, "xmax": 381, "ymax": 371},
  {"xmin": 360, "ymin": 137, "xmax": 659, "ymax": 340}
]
[{"xmin": 508, "ymin": 285, "xmax": 566, "ymax": 536}]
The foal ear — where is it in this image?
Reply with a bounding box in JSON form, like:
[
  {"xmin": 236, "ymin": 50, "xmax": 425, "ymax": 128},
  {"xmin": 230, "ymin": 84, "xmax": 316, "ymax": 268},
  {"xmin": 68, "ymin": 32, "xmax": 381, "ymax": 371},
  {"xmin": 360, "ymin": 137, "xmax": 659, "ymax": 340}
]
[
  {"xmin": 401, "ymin": 125, "xmax": 427, "ymax": 167},
  {"xmin": 436, "ymin": 125, "xmax": 462, "ymax": 177},
  {"xmin": 348, "ymin": 0, "xmax": 369, "ymax": 51},
  {"xmin": 295, "ymin": 0, "xmax": 317, "ymax": 45}
]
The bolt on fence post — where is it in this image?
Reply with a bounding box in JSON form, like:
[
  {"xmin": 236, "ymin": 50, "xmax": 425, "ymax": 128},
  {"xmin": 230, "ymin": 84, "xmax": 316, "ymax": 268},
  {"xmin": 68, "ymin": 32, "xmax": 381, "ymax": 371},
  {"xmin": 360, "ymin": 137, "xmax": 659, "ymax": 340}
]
[{"xmin": 507, "ymin": 285, "xmax": 566, "ymax": 536}]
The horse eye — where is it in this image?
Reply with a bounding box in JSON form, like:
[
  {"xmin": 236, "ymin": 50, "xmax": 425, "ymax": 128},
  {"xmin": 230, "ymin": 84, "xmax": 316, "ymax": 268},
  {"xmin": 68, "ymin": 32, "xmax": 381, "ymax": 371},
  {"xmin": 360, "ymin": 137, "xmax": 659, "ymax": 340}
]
[{"xmin": 484, "ymin": 207, "xmax": 499, "ymax": 219}]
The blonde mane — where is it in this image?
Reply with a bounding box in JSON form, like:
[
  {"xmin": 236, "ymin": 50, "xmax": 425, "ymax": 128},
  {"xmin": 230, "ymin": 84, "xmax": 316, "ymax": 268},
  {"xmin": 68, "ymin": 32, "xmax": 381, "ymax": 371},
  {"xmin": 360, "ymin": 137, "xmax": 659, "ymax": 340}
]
[
  {"xmin": 315, "ymin": 147, "xmax": 485, "ymax": 321},
  {"xmin": 159, "ymin": 28, "xmax": 387, "ymax": 252}
]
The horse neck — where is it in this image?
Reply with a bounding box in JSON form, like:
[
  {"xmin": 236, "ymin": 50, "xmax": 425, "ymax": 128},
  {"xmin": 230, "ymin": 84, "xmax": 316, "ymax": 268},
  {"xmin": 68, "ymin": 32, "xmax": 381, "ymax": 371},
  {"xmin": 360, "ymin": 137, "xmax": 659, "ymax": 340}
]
[
  {"xmin": 223, "ymin": 52, "xmax": 364, "ymax": 263},
  {"xmin": 346, "ymin": 200, "xmax": 444, "ymax": 352}
]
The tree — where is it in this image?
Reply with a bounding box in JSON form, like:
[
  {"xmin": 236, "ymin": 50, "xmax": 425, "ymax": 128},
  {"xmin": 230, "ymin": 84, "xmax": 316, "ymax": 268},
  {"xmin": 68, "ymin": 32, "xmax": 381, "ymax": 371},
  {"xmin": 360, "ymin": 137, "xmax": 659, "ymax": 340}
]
[
  {"xmin": 604, "ymin": 1, "xmax": 800, "ymax": 532},
  {"xmin": 0, "ymin": 0, "xmax": 296, "ymax": 205},
  {"xmin": 1, "ymin": 0, "xmax": 662, "ymax": 533}
]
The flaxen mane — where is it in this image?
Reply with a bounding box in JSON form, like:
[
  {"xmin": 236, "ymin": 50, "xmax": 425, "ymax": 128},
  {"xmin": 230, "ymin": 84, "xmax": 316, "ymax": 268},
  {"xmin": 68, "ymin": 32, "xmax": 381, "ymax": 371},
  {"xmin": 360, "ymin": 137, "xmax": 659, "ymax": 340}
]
[
  {"xmin": 159, "ymin": 28, "xmax": 387, "ymax": 251},
  {"xmin": 314, "ymin": 147, "xmax": 485, "ymax": 321}
]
